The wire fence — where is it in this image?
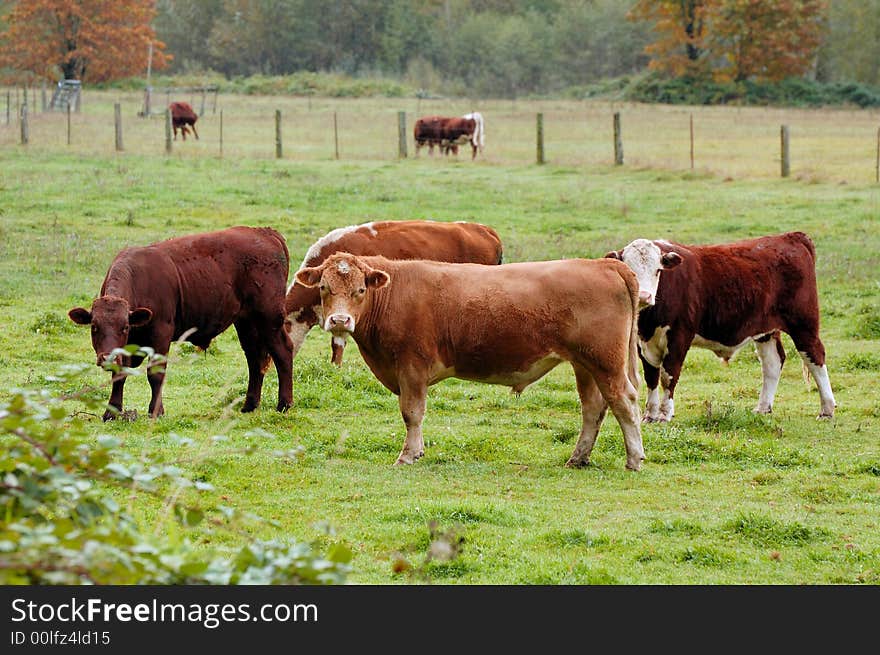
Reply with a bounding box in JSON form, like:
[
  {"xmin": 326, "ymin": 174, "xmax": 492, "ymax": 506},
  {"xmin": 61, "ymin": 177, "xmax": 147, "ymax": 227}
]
[{"xmin": 2, "ymin": 88, "xmax": 879, "ymax": 184}]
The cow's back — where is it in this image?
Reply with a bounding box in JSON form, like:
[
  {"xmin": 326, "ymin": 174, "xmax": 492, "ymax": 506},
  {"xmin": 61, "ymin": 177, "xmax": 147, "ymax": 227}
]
[
  {"xmin": 642, "ymin": 231, "xmax": 820, "ymax": 342},
  {"xmin": 120, "ymin": 227, "xmax": 289, "ymax": 346},
  {"xmin": 353, "ymin": 256, "xmax": 637, "ymax": 383}
]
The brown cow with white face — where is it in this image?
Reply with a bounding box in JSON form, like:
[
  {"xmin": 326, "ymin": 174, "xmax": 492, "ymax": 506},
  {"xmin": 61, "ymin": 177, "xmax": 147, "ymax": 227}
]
[
  {"xmin": 285, "ymin": 220, "xmax": 503, "ymax": 367},
  {"xmin": 296, "ymin": 253, "xmax": 646, "ymax": 470},
  {"xmin": 607, "ymin": 232, "xmax": 835, "ymax": 422},
  {"xmin": 69, "ymin": 226, "xmax": 293, "ymax": 421}
]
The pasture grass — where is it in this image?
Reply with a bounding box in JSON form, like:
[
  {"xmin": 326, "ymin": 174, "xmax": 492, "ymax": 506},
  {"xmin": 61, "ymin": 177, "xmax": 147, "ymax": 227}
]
[{"xmin": 0, "ymin": 99, "xmax": 878, "ymax": 584}]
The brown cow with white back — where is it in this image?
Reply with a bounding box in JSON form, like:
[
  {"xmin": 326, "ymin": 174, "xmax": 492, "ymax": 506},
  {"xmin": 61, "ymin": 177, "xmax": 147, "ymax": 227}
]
[
  {"xmin": 295, "ymin": 252, "xmax": 646, "ymax": 470},
  {"xmin": 285, "ymin": 220, "xmax": 503, "ymax": 367},
  {"xmin": 69, "ymin": 226, "xmax": 293, "ymax": 420},
  {"xmin": 606, "ymin": 231, "xmax": 836, "ymax": 422}
]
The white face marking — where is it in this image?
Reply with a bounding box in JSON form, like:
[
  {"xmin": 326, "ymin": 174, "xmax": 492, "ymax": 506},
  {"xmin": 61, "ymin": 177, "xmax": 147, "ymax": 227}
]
[
  {"xmin": 337, "ymin": 261, "xmax": 350, "ymax": 274},
  {"xmin": 620, "ymin": 239, "xmax": 665, "ymax": 307}
]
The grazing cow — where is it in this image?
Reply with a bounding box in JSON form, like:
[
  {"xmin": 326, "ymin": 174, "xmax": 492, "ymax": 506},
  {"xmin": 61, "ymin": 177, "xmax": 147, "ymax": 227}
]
[
  {"xmin": 295, "ymin": 253, "xmax": 646, "ymax": 470},
  {"xmin": 413, "ymin": 112, "xmax": 484, "ymax": 159},
  {"xmin": 606, "ymin": 232, "xmax": 836, "ymax": 422},
  {"xmin": 68, "ymin": 226, "xmax": 293, "ymax": 421},
  {"xmin": 169, "ymin": 101, "xmax": 199, "ymax": 141},
  {"xmin": 286, "ymin": 220, "xmax": 503, "ymax": 367}
]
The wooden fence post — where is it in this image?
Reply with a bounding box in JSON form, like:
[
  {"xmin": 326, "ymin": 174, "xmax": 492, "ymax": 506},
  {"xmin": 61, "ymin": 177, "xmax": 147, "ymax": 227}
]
[
  {"xmin": 165, "ymin": 109, "xmax": 172, "ymax": 154},
  {"xmin": 41, "ymin": 80, "xmax": 47, "ymax": 112},
  {"xmin": 275, "ymin": 109, "xmax": 282, "ymax": 159},
  {"xmin": 20, "ymin": 102, "xmax": 28, "ymax": 145},
  {"xmin": 5, "ymin": 91, "xmax": 9, "ymax": 125},
  {"xmin": 398, "ymin": 111, "xmax": 407, "ymax": 158},
  {"xmin": 334, "ymin": 111, "xmax": 339, "ymax": 160},
  {"xmin": 613, "ymin": 112, "xmax": 623, "ymax": 165},
  {"xmin": 219, "ymin": 109, "xmax": 223, "ymax": 158},
  {"xmin": 114, "ymin": 103, "xmax": 123, "ymax": 151},
  {"xmin": 536, "ymin": 112, "xmax": 545, "ymax": 165},
  {"xmin": 876, "ymin": 126, "xmax": 879, "ymax": 184},
  {"xmin": 67, "ymin": 103, "xmax": 71, "ymax": 145},
  {"xmin": 689, "ymin": 113, "xmax": 695, "ymax": 170},
  {"xmin": 780, "ymin": 124, "xmax": 790, "ymax": 178},
  {"xmin": 200, "ymin": 89, "xmax": 206, "ymax": 117}
]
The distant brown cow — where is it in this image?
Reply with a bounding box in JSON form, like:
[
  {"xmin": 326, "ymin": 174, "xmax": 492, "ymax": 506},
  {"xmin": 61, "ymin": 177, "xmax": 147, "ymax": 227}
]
[
  {"xmin": 295, "ymin": 253, "xmax": 646, "ymax": 470},
  {"xmin": 413, "ymin": 112, "xmax": 484, "ymax": 159},
  {"xmin": 169, "ymin": 101, "xmax": 199, "ymax": 141},
  {"xmin": 606, "ymin": 232, "xmax": 836, "ymax": 422},
  {"xmin": 285, "ymin": 220, "xmax": 503, "ymax": 367},
  {"xmin": 68, "ymin": 227, "xmax": 293, "ymax": 420}
]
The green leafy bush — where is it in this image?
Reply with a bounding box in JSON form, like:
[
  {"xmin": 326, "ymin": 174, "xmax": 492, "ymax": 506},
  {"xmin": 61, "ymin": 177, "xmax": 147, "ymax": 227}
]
[{"xmin": 0, "ymin": 357, "xmax": 351, "ymax": 585}]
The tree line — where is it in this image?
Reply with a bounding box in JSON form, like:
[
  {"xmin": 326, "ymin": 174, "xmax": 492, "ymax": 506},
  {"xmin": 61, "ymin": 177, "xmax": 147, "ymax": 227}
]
[{"xmin": 1, "ymin": 1, "xmax": 878, "ymax": 99}]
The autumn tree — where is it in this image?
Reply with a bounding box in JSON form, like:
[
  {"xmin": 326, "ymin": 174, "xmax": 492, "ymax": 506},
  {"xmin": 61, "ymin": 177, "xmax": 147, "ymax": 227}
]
[
  {"xmin": 627, "ymin": 0, "xmax": 712, "ymax": 77},
  {"xmin": 630, "ymin": 0, "xmax": 829, "ymax": 82},
  {"xmin": 0, "ymin": 0, "xmax": 170, "ymax": 83},
  {"xmin": 712, "ymin": 0, "xmax": 827, "ymax": 82}
]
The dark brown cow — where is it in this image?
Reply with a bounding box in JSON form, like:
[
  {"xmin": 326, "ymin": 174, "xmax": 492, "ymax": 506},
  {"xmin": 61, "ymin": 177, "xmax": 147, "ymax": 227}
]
[
  {"xmin": 606, "ymin": 232, "xmax": 836, "ymax": 422},
  {"xmin": 413, "ymin": 112, "xmax": 484, "ymax": 159},
  {"xmin": 285, "ymin": 220, "xmax": 503, "ymax": 367},
  {"xmin": 295, "ymin": 253, "xmax": 645, "ymax": 470},
  {"xmin": 68, "ymin": 226, "xmax": 293, "ymax": 421},
  {"xmin": 169, "ymin": 101, "xmax": 199, "ymax": 141}
]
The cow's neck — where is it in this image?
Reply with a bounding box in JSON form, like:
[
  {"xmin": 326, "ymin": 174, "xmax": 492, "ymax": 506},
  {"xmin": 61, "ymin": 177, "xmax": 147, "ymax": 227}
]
[{"xmin": 101, "ymin": 261, "xmax": 136, "ymax": 300}]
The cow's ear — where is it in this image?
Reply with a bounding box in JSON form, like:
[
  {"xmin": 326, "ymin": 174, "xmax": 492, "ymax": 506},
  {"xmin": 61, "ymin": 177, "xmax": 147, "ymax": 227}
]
[
  {"xmin": 68, "ymin": 307, "xmax": 92, "ymax": 325},
  {"xmin": 129, "ymin": 307, "xmax": 153, "ymax": 327},
  {"xmin": 661, "ymin": 252, "xmax": 683, "ymax": 269},
  {"xmin": 604, "ymin": 250, "xmax": 622, "ymax": 260},
  {"xmin": 295, "ymin": 267, "xmax": 322, "ymax": 288},
  {"xmin": 365, "ymin": 269, "xmax": 390, "ymax": 290}
]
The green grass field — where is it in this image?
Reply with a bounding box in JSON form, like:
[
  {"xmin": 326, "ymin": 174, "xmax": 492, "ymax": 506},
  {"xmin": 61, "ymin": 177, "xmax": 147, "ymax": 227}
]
[{"xmin": 1, "ymin": 93, "xmax": 878, "ymax": 584}]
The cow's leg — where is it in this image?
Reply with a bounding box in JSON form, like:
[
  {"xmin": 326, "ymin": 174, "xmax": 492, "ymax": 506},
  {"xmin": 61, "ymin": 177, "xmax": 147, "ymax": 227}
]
[
  {"xmin": 641, "ymin": 355, "xmax": 662, "ymax": 422},
  {"xmin": 172, "ymin": 125, "xmax": 178, "ymax": 141},
  {"xmin": 330, "ymin": 334, "xmax": 348, "ymax": 367},
  {"xmin": 234, "ymin": 319, "xmax": 270, "ymax": 412},
  {"xmin": 657, "ymin": 331, "xmax": 692, "ymax": 422},
  {"xmin": 754, "ymin": 331, "xmax": 786, "ymax": 414},
  {"xmin": 263, "ymin": 320, "xmax": 293, "ymax": 412},
  {"xmin": 395, "ymin": 374, "xmax": 427, "ymax": 465},
  {"xmin": 788, "ymin": 327, "xmax": 836, "ymax": 418},
  {"xmin": 191, "ymin": 123, "xmax": 199, "ymax": 140},
  {"xmin": 565, "ymin": 365, "xmax": 607, "ymax": 468},
  {"xmin": 589, "ymin": 361, "xmax": 644, "ymax": 471},
  {"xmin": 104, "ymin": 373, "xmax": 127, "ymax": 421},
  {"xmin": 147, "ymin": 359, "xmax": 167, "ymax": 419}
]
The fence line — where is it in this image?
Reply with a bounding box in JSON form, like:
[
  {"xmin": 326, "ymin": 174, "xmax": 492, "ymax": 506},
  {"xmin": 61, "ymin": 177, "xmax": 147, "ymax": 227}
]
[{"xmin": 2, "ymin": 94, "xmax": 878, "ymax": 183}]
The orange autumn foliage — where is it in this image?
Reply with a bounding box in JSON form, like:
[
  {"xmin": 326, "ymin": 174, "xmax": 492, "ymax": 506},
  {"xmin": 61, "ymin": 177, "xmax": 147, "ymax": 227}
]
[
  {"xmin": 628, "ymin": 0, "xmax": 827, "ymax": 82},
  {"xmin": 0, "ymin": 0, "xmax": 171, "ymax": 83}
]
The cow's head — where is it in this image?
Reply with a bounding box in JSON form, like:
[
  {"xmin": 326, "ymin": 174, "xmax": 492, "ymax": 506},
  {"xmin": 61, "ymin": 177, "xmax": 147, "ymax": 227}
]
[
  {"xmin": 68, "ymin": 296, "xmax": 153, "ymax": 367},
  {"xmin": 605, "ymin": 239, "xmax": 683, "ymax": 308},
  {"xmin": 294, "ymin": 253, "xmax": 390, "ymax": 336}
]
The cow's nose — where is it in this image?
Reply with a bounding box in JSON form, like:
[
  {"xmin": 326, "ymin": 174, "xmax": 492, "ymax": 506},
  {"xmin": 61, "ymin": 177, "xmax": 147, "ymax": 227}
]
[
  {"xmin": 638, "ymin": 290, "xmax": 655, "ymax": 307},
  {"xmin": 327, "ymin": 314, "xmax": 353, "ymax": 332},
  {"xmin": 97, "ymin": 352, "xmax": 110, "ymax": 367}
]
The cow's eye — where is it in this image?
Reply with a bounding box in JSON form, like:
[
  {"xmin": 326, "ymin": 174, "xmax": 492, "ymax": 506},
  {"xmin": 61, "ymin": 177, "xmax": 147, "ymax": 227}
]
[
  {"xmin": 122, "ymin": 326, "xmax": 129, "ymax": 333},
  {"xmin": 91, "ymin": 325, "xmax": 97, "ymax": 333},
  {"xmin": 358, "ymin": 287, "xmax": 366, "ymax": 294}
]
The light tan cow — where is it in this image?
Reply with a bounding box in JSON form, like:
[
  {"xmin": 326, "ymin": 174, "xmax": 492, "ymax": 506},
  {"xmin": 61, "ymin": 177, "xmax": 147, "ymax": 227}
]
[
  {"xmin": 285, "ymin": 220, "xmax": 503, "ymax": 367},
  {"xmin": 295, "ymin": 253, "xmax": 646, "ymax": 470}
]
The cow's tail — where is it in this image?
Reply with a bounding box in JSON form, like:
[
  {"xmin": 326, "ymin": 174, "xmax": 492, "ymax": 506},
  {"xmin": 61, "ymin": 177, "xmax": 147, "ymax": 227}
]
[
  {"xmin": 471, "ymin": 112, "xmax": 485, "ymax": 151},
  {"xmin": 619, "ymin": 267, "xmax": 641, "ymax": 392},
  {"xmin": 802, "ymin": 360, "xmax": 813, "ymax": 388}
]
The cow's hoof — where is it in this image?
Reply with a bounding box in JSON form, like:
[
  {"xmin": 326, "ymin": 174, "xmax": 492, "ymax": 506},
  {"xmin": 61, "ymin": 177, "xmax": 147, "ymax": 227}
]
[
  {"xmin": 564, "ymin": 458, "xmax": 590, "ymax": 469},
  {"xmin": 625, "ymin": 461, "xmax": 643, "ymax": 472},
  {"xmin": 817, "ymin": 412, "xmax": 834, "ymax": 420},
  {"xmin": 643, "ymin": 415, "xmax": 666, "ymax": 423},
  {"xmin": 102, "ymin": 410, "xmax": 117, "ymax": 422},
  {"xmin": 276, "ymin": 401, "xmax": 292, "ymax": 413},
  {"xmin": 241, "ymin": 400, "xmax": 259, "ymax": 413},
  {"xmin": 393, "ymin": 457, "xmax": 414, "ymax": 466},
  {"xmin": 754, "ymin": 406, "xmax": 772, "ymax": 415}
]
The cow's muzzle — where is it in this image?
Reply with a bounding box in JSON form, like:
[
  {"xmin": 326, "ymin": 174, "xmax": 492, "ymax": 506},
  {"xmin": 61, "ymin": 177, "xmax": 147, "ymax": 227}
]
[
  {"xmin": 638, "ymin": 291, "xmax": 655, "ymax": 308},
  {"xmin": 97, "ymin": 352, "xmax": 123, "ymax": 368},
  {"xmin": 326, "ymin": 313, "xmax": 354, "ymax": 333}
]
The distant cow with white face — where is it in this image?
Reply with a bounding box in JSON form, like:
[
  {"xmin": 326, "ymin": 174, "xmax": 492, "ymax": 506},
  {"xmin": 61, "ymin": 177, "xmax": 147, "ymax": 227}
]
[
  {"xmin": 606, "ymin": 232, "xmax": 836, "ymax": 422},
  {"xmin": 295, "ymin": 253, "xmax": 646, "ymax": 470},
  {"xmin": 285, "ymin": 220, "xmax": 503, "ymax": 367}
]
